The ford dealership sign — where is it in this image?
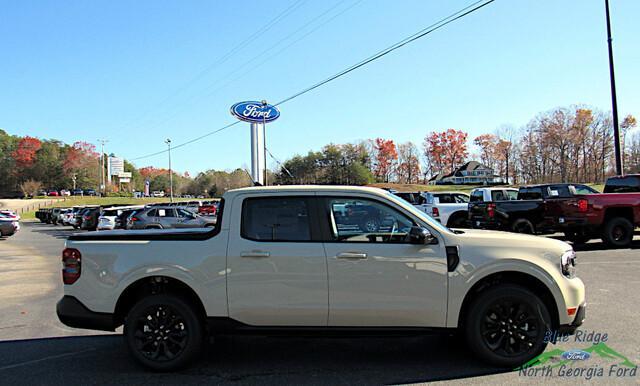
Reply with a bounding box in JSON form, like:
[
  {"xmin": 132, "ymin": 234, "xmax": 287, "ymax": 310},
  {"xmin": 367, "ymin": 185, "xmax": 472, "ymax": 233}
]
[{"xmin": 231, "ymin": 101, "xmax": 280, "ymax": 123}]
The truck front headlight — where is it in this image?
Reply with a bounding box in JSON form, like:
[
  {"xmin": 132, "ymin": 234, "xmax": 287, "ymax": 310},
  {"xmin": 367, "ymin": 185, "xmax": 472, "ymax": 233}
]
[{"xmin": 561, "ymin": 250, "xmax": 576, "ymax": 277}]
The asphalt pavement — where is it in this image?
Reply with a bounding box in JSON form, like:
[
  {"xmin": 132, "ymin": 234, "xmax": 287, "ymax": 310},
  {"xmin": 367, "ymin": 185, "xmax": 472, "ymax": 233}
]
[{"xmin": 0, "ymin": 222, "xmax": 638, "ymax": 385}]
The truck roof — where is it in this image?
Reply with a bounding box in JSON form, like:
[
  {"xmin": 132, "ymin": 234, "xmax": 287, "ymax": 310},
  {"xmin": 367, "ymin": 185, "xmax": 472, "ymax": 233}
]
[{"xmin": 226, "ymin": 185, "xmax": 389, "ymax": 197}]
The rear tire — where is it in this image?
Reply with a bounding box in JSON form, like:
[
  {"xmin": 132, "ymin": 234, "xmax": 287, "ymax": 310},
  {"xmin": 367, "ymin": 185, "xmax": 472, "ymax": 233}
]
[
  {"xmin": 511, "ymin": 219, "xmax": 535, "ymax": 234},
  {"xmin": 602, "ymin": 217, "xmax": 634, "ymax": 248},
  {"xmin": 464, "ymin": 284, "xmax": 550, "ymax": 367},
  {"xmin": 447, "ymin": 213, "xmax": 470, "ymax": 228},
  {"xmin": 124, "ymin": 294, "xmax": 204, "ymax": 371}
]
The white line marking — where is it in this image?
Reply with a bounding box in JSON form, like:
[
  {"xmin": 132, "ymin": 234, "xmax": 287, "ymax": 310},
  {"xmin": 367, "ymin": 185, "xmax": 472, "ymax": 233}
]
[
  {"xmin": 579, "ymin": 261, "xmax": 640, "ymax": 264},
  {"xmin": 0, "ymin": 348, "xmax": 96, "ymax": 371}
]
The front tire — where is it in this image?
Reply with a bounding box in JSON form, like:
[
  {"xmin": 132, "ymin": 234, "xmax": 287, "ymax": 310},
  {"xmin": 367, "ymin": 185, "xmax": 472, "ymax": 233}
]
[
  {"xmin": 124, "ymin": 294, "xmax": 204, "ymax": 371},
  {"xmin": 464, "ymin": 284, "xmax": 550, "ymax": 367}
]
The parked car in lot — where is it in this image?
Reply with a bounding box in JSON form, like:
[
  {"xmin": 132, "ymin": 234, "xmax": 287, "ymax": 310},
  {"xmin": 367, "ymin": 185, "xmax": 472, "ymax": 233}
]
[
  {"xmin": 468, "ymin": 183, "xmax": 598, "ymax": 235},
  {"xmin": 115, "ymin": 208, "xmax": 142, "ymax": 229},
  {"xmin": 197, "ymin": 201, "xmax": 219, "ymax": 216},
  {"xmin": 98, "ymin": 206, "xmax": 144, "ymax": 231},
  {"xmin": 80, "ymin": 207, "xmax": 102, "ymax": 231},
  {"xmin": 71, "ymin": 189, "xmax": 83, "ymax": 196},
  {"xmin": 48, "ymin": 190, "xmax": 59, "ymax": 197},
  {"xmin": 469, "ymin": 187, "xmax": 518, "ymax": 203},
  {"xmin": 127, "ymin": 206, "xmax": 215, "ymax": 230},
  {"xmin": 58, "ymin": 186, "xmax": 585, "ymax": 371},
  {"xmin": 0, "ymin": 210, "xmax": 20, "ymax": 221},
  {"xmin": 419, "ymin": 191, "xmax": 470, "ymax": 228},
  {"xmin": 60, "ymin": 189, "xmax": 71, "ymax": 196},
  {"xmin": 392, "ymin": 191, "xmax": 426, "ymax": 205},
  {"xmin": 151, "ymin": 190, "xmax": 165, "ymax": 197},
  {"xmin": 0, "ymin": 216, "xmax": 19, "ymax": 236},
  {"xmin": 83, "ymin": 189, "xmax": 98, "ymax": 196},
  {"xmin": 50, "ymin": 208, "xmax": 62, "ymax": 225}
]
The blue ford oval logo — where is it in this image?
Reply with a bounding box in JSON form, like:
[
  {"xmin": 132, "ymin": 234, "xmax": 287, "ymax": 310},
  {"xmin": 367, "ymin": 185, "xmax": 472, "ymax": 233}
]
[
  {"xmin": 561, "ymin": 350, "xmax": 591, "ymax": 361},
  {"xmin": 230, "ymin": 101, "xmax": 280, "ymax": 123}
]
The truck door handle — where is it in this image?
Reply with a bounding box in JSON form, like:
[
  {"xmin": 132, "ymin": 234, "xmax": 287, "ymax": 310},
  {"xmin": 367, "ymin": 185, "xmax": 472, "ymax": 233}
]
[
  {"xmin": 241, "ymin": 251, "xmax": 270, "ymax": 258},
  {"xmin": 336, "ymin": 252, "xmax": 367, "ymax": 259}
]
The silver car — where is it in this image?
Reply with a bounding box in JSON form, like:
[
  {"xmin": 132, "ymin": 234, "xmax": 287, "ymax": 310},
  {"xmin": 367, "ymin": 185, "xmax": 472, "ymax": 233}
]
[{"xmin": 127, "ymin": 206, "xmax": 215, "ymax": 230}]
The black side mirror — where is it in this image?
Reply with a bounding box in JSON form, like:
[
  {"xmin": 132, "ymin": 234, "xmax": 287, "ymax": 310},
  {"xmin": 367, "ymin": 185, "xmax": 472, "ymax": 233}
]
[{"xmin": 408, "ymin": 226, "xmax": 437, "ymax": 245}]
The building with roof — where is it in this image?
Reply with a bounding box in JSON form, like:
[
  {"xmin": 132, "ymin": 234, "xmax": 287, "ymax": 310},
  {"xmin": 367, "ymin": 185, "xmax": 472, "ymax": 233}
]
[{"xmin": 428, "ymin": 161, "xmax": 504, "ymax": 185}]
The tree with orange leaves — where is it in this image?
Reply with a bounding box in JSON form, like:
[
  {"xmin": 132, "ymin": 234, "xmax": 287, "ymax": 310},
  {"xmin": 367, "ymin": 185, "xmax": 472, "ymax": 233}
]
[
  {"xmin": 373, "ymin": 138, "xmax": 398, "ymax": 182},
  {"xmin": 423, "ymin": 129, "xmax": 468, "ymax": 176}
]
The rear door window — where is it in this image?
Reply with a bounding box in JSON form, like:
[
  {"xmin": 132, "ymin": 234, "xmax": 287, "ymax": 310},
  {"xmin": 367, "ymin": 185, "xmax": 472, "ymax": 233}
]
[
  {"xmin": 491, "ymin": 190, "xmax": 506, "ymax": 201},
  {"xmin": 547, "ymin": 185, "xmax": 572, "ymax": 198},
  {"xmin": 241, "ymin": 197, "xmax": 311, "ymax": 241},
  {"xmin": 518, "ymin": 187, "xmax": 543, "ymax": 200}
]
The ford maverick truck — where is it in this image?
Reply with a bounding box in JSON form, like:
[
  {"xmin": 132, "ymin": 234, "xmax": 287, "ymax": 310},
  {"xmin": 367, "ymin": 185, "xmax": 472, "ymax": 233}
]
[{"xmin": 57, "ymin": 186, "xmax": 586, "ymax": 371}]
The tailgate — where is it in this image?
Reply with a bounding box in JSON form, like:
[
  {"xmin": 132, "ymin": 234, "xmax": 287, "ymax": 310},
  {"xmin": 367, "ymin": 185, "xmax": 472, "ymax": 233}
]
[{"xmin": 468, "ymin": 202, "xmax": 492, "ymax": 224}]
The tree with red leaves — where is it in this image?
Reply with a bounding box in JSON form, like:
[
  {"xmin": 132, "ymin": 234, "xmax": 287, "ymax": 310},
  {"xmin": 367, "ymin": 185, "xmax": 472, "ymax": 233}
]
[
  {"xmin": 423, "ymin": 129, "xmax": 468, "ymax": 176},
  {"xmin": 11, "ymin": 136, "xmax": 41, "ymax": 169},
  {"xmin": 373, "ymin": 138, "xmax": 398, "ymax": 182}
]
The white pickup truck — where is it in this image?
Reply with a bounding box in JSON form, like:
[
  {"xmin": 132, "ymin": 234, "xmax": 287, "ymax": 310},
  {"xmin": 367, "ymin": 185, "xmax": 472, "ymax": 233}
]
[{"xmin": 57, "ymin": 186, "xmax": 585, "ymax": 371}]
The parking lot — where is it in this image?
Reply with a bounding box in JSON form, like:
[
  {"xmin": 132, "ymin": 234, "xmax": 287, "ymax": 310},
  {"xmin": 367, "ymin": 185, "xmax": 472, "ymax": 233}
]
[{"xmin": 0, "ymin": 222, "xmax": 637, "ymax": 384}]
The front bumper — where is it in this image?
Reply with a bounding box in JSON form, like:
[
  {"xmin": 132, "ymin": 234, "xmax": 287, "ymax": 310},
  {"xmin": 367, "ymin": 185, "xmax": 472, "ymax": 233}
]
[
  {"xmin": 57, "ymin": 296, "xmax": 116, "ymax": 331},
  {"xmin": 558, "ymin": 302, "xmax": 586, "ymax": 335}
]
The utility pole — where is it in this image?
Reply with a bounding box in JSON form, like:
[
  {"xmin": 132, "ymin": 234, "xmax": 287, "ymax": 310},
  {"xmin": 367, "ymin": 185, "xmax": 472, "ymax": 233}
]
[
  {"xmin": 97, "ymin": 139, "xmax": 108, "ymax": 196},
  {"xmin": 605, "ymin": 0, "xmax": 623, "ymax": 175},
  {"xmin": 165, "ymin": 139, "xmax": 173, "ymax": 202},
  {"xmin": 262, "ymin": 100, "xmax": 268, "ymax": 186}
]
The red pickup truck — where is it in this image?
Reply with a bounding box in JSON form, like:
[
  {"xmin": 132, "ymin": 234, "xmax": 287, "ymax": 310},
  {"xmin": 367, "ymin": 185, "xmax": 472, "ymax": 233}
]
[{"xmin": 567, "ymin": 175, "xmax": 640, "ymax": 247}]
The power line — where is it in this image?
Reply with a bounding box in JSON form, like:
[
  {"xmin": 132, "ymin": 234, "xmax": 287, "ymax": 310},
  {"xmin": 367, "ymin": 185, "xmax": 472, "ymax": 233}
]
[
  {"xmin": 121, "ymin": 0, "xmax": 353, "ymax": 137},
  {"xmin": 114, "ymin": 0, "xmax": 307, "ymax": 134},
  {"xmin": 275, "ymin": 0, "xmax": 494, "ymax": 106},
  {"xmin": 266, "ymin": 147, "xmax": 294, "ymax": 178},
  {"xmin": 129, "ymin": 0, "xmax": 494, "ymax": 162}
]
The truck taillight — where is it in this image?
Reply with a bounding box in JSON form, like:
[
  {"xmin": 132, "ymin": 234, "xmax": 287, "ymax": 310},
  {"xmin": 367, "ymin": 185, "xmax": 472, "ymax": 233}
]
[
  {"xmin": 130, "ymin": 217, "xmax": 139, "ymax": 222},
  {"xmin": 432, "ymin": 207, "xmax": 439, "ymax": 217},
  {"xmin": 577, "ymin": 199, "xmax": 588, "ymax": 212},
  {"xmin": 62, "ymin": 248, "xmax": 81, "ymax": 285},
  {"xmin": 487, "ymin": 203, "xmax": 496, "ymax": 218}
]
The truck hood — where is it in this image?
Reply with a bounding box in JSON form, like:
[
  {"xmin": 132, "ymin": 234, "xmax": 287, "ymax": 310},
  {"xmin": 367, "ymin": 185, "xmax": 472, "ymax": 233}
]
[{"xmin": 453, "ymin": 228, "xmax": 572, "ymax": 257}]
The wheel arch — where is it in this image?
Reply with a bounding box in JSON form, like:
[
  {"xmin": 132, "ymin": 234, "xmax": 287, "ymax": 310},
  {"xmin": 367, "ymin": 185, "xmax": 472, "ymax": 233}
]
[
  {"xmin": 446, "ymin": 210, "xmax": 469, "ymax": 227},
  {"xmin": 114, "ymin": 275, "xmax": 207, "ymax": 327},
  {"xmin": 455, "ymin": 270, "xmax": 560, "ymax": 331}
]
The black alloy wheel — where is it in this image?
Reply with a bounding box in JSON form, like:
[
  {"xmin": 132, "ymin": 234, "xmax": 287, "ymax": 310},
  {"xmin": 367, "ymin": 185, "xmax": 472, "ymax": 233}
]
[
  {"xmin": 124, "ymin": 294, "xmax": 203, "ymax": 371},
  {"xmin": 465, "ymin": 284, "xmax": 550, "ymax": 367}
]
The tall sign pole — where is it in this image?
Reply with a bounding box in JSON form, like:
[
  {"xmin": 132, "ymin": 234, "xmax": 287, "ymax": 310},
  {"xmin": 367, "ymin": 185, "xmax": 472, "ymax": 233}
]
[
  {"xmin": 605, "ymin": 0, "xmax": 623, "ymax": 175},
  {"xmin": 231, "ymin": 101, "xmax": 280, "ymax": 186},
  {"xmin": 97, "ymin": 139, "xmax": 108, "ymax": 195},
  {"xmin": 165, "ymin": 138, "xmax": 173, "ymax": 202}
]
